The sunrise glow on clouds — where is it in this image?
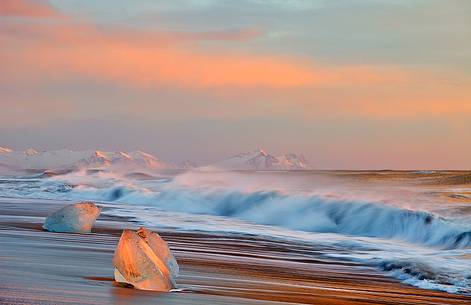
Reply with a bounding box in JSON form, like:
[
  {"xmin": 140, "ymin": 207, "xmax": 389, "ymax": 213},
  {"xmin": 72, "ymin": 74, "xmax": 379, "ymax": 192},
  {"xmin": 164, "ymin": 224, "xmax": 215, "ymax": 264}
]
[{"xmin": 1, "ymin": 0, "xmax": 470, "ymax": 168}]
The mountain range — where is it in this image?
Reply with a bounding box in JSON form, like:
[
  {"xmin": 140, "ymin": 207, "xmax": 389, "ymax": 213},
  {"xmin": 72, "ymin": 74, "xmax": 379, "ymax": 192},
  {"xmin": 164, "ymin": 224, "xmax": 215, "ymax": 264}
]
[
  {"xmin": 0, "ymin": 147, "xmax": 173, "ymax": 171},
  {"xmin": 202, "ymin": 149, "xmax": 310, "ymax": 171},
  {"xmin": 0, "ymin": 147, "xmax": 310, "ymax": 172}
]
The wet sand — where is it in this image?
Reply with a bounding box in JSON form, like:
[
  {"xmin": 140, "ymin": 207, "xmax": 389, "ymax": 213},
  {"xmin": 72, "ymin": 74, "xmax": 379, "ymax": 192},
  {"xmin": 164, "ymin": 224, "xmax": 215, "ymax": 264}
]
[{"xmin": 0, "ymin": 198, "xmax": 470, "ymax": 305}]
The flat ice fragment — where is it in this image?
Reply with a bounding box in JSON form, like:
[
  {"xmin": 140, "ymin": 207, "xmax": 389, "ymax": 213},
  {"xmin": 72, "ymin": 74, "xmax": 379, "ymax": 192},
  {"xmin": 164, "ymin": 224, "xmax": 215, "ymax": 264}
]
[{"xmin": 43, "ymin": 202, "xmax": 101, "ymax": 233}]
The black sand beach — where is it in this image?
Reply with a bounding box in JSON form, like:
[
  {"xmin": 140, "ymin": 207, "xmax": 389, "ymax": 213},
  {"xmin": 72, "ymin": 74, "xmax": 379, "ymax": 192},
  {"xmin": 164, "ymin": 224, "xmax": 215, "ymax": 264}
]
[{"xmin": 0, "ymin": 197, "xmax": 470, "ymax": 305}]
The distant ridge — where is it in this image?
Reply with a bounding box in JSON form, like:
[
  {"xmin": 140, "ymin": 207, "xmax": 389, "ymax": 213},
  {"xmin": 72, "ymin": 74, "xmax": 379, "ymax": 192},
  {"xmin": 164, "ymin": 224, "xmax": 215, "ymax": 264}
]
[
  {"xmin": 0, "ymin": 147, "xmax": 309, "ymax": 172},
  {"xmin": 202, "ymin": 149, "xmax": 310, "ymax": 170},
  {"xmin": 0, "ymin": 148, "xmax": 192, "ymax": 171},
  {"xmin": 0, "ymin": 147, "xmax": 13, "ymax": 153}
]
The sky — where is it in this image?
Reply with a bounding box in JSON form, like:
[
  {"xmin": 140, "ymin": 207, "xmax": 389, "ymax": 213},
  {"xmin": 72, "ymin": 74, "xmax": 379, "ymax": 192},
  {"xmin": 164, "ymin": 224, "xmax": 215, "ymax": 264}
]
[{"xmin": 0, "ymin": 0, "xmax": 470, "ymax": 169}]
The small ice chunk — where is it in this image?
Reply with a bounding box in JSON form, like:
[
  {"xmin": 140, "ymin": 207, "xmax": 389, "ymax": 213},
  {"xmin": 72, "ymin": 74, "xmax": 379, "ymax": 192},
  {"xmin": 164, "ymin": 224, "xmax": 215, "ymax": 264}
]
[
  {"xmin": 113, "ymin": 227, "xmax": 178, "ymax": 291},
  {"xmin": 43, "ymin": 202, "xmax": 101, "ymax": 233}
]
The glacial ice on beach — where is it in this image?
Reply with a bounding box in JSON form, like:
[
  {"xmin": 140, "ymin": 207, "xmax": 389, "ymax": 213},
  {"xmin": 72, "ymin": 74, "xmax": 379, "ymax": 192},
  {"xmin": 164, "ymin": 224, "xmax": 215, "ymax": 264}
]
[
  {"xmin": 113, "ymin": 227, "xmax": 178, "ymax": 291},
  {"xmin": 43, "ymin": 202, "xmax": 101, "ymax": 233}
]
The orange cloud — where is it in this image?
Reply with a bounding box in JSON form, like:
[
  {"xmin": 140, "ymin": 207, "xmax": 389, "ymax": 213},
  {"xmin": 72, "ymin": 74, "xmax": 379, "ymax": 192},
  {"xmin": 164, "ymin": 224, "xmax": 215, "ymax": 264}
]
[
  {"xmin": 1, "ymin": 0, "xmax": 468, "ymax": 123},
  {"xmin": 204, "ymin": 75, "xmax": 471, "ymax": 121},
  {"xmin": 0, "ymin": 0, "xmax": 60, "ymax": 18},
  {"xmin": 354, "ymin": 93, "xmax": 471, "ymax": 118},
  {"xmin": 0, "ymin": 3, "xmax": 406, "ymax": 89}
]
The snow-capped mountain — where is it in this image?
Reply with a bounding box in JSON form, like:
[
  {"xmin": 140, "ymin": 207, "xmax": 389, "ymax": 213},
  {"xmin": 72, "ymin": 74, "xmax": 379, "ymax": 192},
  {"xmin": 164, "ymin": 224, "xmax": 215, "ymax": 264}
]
[
  {"xmin": 0, "ymin": 147, "xmax": 306, "ymax": 172},
  {"xmin": 204, "ymin": 149, "xmax": 310, "ymax": 170},
  {"xmin": 177, "ymin": 160, "xmax": 198, "ymax": 170},
  {"xmin": 0, "ymin": 148, "xmax": 176, "ymax": 171},
  {"xmin": 0, "ymin": 147, "xmax": 13, "ymax": 153}
]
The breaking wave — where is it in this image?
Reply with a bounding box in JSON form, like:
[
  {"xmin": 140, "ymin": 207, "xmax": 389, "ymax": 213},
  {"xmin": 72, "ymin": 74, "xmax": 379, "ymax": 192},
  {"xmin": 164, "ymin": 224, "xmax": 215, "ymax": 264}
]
[{"xmin": 53, "ymin": 182, "xmax": 471, "ymax": 250}]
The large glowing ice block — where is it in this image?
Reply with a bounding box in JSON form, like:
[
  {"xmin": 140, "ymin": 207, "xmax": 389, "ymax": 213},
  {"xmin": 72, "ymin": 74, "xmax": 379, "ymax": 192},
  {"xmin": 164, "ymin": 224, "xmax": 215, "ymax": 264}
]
[{"xmin": 113, "ymin": 227, "xmax": 178, "ymax": 291}]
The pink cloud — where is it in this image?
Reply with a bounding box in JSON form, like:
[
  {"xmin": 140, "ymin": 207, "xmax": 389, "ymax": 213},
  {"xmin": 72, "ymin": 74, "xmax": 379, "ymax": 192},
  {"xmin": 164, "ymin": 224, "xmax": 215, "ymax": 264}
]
[
  {"xmin": 0, "ymin": 1, "xmax": 406, "ymax": 90},
  {"xmin": 0, "ymin": 0, "xmax": 60, "ymax": 18},
  {"xmin": 1, "ymin": 0, "xmax": 468, "ymax": 123}
]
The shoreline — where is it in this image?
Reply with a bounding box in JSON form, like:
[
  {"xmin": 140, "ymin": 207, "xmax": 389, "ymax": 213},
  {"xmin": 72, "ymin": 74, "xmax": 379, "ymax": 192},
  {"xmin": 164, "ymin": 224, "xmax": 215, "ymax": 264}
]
[{"xmin": 0, "ymin": 198, "xmax": 470, "ymax": 305}]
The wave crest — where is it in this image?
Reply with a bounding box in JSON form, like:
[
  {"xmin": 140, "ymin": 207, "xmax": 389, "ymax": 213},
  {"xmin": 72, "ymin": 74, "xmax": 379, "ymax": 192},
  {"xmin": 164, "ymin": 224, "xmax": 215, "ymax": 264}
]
[{"xmin": 71, "ymin": 184, "xmax": 471, "ymax": 249}]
